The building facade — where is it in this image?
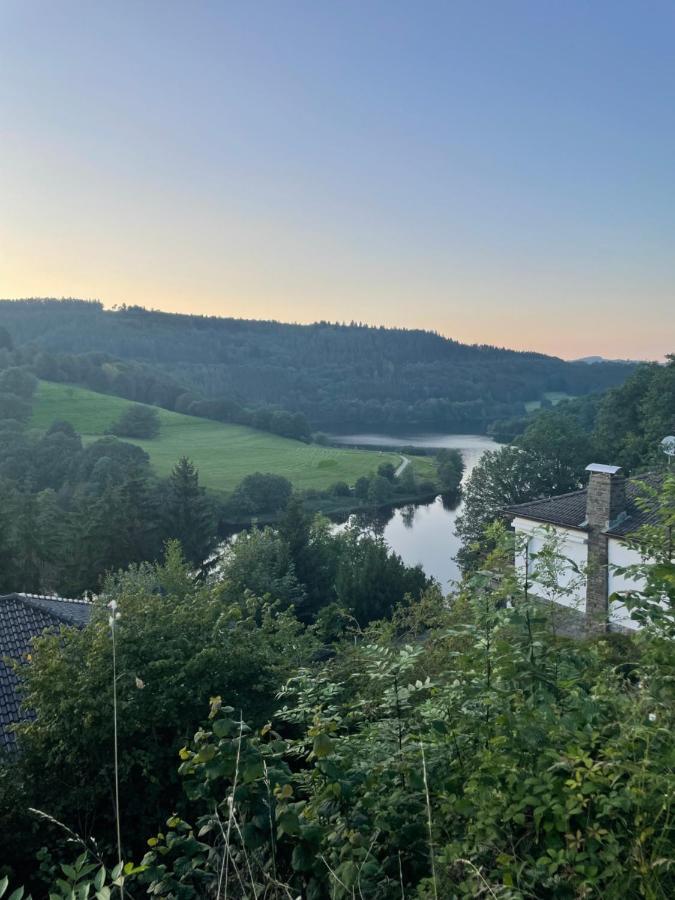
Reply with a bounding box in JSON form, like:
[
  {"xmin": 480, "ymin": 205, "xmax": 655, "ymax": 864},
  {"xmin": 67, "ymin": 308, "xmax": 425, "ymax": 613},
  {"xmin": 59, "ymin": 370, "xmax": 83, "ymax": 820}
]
[{"xmin": 507, "ymin": 465, "xmax": 661, "ymax": 632}]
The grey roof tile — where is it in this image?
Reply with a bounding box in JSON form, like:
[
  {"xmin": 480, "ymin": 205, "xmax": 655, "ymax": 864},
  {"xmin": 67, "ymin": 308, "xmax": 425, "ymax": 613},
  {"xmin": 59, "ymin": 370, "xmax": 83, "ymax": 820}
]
[
  {"xmin": 505, "ymin": 473, "xmax": 664, "ymax": 536},
  {"xmin": 0, "ymin": 593, "xmax": 92, "ymax": 750}
]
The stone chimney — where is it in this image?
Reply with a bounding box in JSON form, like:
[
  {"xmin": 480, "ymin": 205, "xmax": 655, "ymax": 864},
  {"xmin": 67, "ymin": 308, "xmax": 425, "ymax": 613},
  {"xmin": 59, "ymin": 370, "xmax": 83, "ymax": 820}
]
[{"xmin": 584, "ymin": 464, "xmax": 626, "ymax": 630}]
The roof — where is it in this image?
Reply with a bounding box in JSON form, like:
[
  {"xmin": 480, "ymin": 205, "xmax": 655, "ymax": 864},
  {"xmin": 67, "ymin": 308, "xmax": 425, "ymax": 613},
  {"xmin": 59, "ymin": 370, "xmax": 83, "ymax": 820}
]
[
  {"xmin": 506, "ymin": 473, "xmax": 665, "ymax": 537},
  {"xmin": 0, "ymin": 593, "xmax": 92, "ymax": 751}
]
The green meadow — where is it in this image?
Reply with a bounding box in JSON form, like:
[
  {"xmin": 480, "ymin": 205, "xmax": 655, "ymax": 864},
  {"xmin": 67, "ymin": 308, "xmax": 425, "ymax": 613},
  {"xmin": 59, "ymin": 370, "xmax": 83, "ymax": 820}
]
[
  {"xmin": 524, "ymin": 391, "xmax": 575, "ymax": 413},
  {"xmin": 30, "ymin": 381, "xmax": 428, "ymax": 493}
]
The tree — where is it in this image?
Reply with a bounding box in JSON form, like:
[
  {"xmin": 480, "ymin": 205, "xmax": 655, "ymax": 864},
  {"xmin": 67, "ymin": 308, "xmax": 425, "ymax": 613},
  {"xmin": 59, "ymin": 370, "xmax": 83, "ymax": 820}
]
[
  {"xmin": 367, "ymin": 474, "xmax": 392, "ymax": 505},
  {"xmin": 354, "ymin": 475, "xmax": 371, "ymax": 499},
  {"xmin": 0, "ymin": 368, "xmax": 37, "ymax": 400},
  {"xmin": 0, "ymin": 325, "xmax": 13, "ymax": 350},
  {"xmin": 517, "ymin": 411, "xmax": 592, "ymax": 491},
  {"xmin": 109, "ymin": 404, "xmax": 160, "ymax": 439},
  {"xmin": 334, "ymin": 527, "xmax": 428, "ymax": 624},
  {"xmin": 436, "ymin": 448, "xmax": 464, "ymax": 495},
  {"xmin": 456, "ymin": 445, "xmax": 566, "ymax": 571},
  {"xmin": 0, "ymin": 392, "xmax": 31, "ymax": 422},
  {"xmin": 229, "ymin": 472, "xmax": 293, "ymax": 516},
  {"xmin": 377, "ymin": 462, "xmax": 397, "ymax": 482},
  {"xmin": 9, "ymin": 545, "xmax": 315, "ymax": 869},
  {"xmin": 163, "ymin": 457, "xmax": 216, "ymax": 565},
  {"xmin": 218, "ymin": 526, "xmax": 306, "ymax": 609}
]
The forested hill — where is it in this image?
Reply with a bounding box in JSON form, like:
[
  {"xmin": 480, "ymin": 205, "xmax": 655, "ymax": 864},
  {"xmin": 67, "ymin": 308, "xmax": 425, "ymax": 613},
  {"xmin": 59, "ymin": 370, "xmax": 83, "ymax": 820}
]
[{"xmin": 0, "ymin": 298, "xmax": 635, "ymax": 432}]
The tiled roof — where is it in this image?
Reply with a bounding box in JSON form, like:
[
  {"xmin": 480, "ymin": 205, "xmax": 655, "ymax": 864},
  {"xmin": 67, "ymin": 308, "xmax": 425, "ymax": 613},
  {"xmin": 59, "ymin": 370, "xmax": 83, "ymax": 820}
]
[
  {"xmin": 505, "ymin": 473, "xmax": 665, "ymax": 537},
  {"xmin": 0, "ymin": 593, "xmax": 92, "ymax": 750}
]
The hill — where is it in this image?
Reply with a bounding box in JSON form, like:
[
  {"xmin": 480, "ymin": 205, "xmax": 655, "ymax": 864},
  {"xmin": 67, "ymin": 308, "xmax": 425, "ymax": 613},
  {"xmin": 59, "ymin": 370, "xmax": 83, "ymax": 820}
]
[
  {"xmin": 30, "ymin": 381, "xmax": 413, "ymax": 493},
  {"xmin": 1, "ymin": 299, "xmax": 635, "ymax": 433}
]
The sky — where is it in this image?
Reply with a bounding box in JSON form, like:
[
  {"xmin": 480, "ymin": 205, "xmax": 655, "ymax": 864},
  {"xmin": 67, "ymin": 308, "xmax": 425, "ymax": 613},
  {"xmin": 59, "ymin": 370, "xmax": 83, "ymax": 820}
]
[{"xmin": 1, "ymin": 1, "xmax": 673, "ymax": 360}]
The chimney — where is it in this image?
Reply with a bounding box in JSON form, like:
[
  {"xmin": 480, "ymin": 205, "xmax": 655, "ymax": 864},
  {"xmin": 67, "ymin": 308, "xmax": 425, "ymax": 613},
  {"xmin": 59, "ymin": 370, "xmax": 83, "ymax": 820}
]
[{"xmin": 584, "ymin": 464, "xmax": 626, "ymax": 631}]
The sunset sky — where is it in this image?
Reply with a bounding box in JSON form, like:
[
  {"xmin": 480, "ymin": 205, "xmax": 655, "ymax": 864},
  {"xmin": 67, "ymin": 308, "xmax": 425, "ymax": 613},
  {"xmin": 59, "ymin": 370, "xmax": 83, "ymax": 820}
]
[{"xmin": 1, "ymin": 1, "xmax": 673, "ymax": 360}]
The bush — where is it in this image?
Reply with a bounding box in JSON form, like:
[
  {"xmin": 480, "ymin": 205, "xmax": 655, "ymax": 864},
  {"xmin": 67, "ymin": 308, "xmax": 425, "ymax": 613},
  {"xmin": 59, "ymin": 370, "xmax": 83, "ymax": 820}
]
[
  {"xmin": 109, "ymin": 404, "xmax": 160, "ymax": 439},
  {"xmin": 330, "ymin": 480, "xmax": 351, "ymax": 497},
  {"xmin": 0, "ymin": 392, "xmax": 31, "ymax": 422},
  {"xmin": 229, "ymin": 472, "xmax": 293, "ymax": 515}
]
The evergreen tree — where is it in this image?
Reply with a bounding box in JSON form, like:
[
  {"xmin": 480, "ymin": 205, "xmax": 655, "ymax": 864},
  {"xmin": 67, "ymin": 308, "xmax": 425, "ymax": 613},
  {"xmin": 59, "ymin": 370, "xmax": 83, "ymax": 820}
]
[{"xmin": 163, "ymin": 456, "xmax": 216, "ymax": 565}]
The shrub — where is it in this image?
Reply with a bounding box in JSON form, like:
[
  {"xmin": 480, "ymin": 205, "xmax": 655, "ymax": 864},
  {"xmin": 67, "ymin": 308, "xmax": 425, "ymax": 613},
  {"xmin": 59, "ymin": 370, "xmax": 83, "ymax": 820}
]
[{"xmin": 109, "ymin": 404, "xmax": 160, "ymax": 439}]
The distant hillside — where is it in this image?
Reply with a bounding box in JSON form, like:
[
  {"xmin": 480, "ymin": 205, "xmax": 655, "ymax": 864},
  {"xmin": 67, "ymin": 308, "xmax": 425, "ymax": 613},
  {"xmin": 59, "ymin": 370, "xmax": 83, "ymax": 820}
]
[
  {"xmin": 574, "ymin": 355, "xmax": 647, "ymax": 365},
  {"xmin": 1, "ymin": 299, "xmax": 636, "ymax": 432}
]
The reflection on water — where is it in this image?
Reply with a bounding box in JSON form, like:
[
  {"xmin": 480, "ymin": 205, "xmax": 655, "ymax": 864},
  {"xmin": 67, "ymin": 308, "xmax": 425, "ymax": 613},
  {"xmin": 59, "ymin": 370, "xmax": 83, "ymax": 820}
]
[{"xmin": 329, "ymin": 432, "xmax": 497, "ymax": 591}]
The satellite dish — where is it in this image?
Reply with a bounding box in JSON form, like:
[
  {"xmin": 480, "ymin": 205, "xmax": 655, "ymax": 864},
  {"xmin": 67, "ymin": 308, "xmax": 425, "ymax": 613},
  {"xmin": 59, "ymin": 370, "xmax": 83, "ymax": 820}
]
[{"xmin": 661, "ymin": 436, "xmax": 675, "ymax": 460}]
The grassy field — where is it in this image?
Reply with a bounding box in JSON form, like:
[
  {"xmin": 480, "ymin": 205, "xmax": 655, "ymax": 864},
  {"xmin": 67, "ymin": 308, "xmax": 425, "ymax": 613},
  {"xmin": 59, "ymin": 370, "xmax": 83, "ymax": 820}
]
[
  {"xmin": 524, "ymin": 391, "xmax": 575, "ymax": 413},
  {"xmin": 30, "ymin": 381, "xmax": 434, "ymax": 493}
]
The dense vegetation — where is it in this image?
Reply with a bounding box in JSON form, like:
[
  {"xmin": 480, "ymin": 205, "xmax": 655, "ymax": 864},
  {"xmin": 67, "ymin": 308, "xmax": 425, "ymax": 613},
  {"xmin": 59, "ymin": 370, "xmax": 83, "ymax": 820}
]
[
  {"xmin": 0, "ymin": 299, "xmax": 635, "ymax": 432},
  {"xmin": 457, "ymin": 357, "xmax": 674, "ymax": 569},
  {"xmin": 1, "ymin": 479, "xmax": 673, "ymax": 898}
]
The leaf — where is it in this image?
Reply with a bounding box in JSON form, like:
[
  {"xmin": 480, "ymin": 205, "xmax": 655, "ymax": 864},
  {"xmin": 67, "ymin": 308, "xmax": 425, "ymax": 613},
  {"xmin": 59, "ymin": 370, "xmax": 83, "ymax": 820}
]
[
  {"xmin": 312, "ymin": 732, "xmax": 333, "ymax": 758},
  {"xmin": 7, "ymin": 890, "xmax": 24, "ymax": 900},
  {"xmin": 0, "ymin": 878, "xmax": 8, "ymax": 899}
]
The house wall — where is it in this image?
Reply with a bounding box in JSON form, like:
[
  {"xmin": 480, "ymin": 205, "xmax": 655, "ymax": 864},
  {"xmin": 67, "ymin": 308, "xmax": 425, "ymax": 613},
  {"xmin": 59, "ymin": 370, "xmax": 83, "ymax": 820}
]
[
  {"xmin": 608, "ymin": 539, "xmax": 645, "ymax": 628},
  {"xmin": 512, "ymin": 519, "xmax": 647, "ymax": 630},
  {"xmin": 512, "ymin": 518, "xmax": 587, "ymax": 614}
]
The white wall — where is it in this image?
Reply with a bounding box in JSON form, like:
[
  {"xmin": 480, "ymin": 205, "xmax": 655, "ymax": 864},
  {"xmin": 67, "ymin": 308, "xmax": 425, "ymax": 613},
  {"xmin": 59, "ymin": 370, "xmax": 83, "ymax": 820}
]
[
  {"xmin": 512, "ymin": 518, "xmax": 587, "ymax": 614},
  {"xmin": 608, "ymin": 539, "xmax": 646, "ymax": 628},
  {"xmin": 512, "ymin": 518, "xmax": 648, "ymax": 630}
]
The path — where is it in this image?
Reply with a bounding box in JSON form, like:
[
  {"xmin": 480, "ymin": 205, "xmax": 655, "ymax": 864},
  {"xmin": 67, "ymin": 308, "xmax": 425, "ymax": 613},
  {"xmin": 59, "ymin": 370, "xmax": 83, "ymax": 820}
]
[{"xmin": 394, "ymin": 454, "xmax": 411, "ymax": 478}]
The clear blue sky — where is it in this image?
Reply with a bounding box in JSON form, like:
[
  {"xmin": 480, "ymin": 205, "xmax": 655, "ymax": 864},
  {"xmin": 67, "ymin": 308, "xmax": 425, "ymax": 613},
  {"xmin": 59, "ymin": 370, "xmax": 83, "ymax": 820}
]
[{"xmin": 1, "ymin": 1, "xmax": 673, "ymax": 358}]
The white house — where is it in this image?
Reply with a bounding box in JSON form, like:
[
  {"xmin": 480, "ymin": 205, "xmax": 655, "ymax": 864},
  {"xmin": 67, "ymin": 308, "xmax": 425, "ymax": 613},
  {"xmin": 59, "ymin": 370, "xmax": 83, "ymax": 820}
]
[{"xmin": 506, "ymin": 464, "xmax": 663, "ymax": 632}]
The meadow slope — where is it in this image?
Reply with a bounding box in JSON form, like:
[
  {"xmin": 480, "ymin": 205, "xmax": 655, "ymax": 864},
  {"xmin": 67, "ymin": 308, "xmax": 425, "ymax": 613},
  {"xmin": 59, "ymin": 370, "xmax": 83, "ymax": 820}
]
[{"xmin": 30, "ymin": 381, "xmax": 428, "ymax": 493}]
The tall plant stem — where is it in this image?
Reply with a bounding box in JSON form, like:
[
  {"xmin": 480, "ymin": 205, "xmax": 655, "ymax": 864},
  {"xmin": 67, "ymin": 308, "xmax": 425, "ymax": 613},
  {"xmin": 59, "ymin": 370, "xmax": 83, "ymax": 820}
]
[{"xmin": 111, "ymin": 618, "xmax": 124, "ymax": 896}]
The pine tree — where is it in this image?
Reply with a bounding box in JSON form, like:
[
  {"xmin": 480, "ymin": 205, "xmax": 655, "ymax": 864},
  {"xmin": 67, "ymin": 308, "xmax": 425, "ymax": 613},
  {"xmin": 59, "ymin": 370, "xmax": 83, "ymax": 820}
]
[{"xmin": 164, "ymin": 457, "xmax": 216, "ymax": 565}]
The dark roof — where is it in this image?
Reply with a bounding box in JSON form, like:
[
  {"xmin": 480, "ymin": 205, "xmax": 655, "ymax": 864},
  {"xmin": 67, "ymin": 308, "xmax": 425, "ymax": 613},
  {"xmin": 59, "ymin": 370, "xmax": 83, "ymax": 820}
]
[
  {"xmin": 0, "ymin": 593, "xmax": 92, "ymax": 751},
  {"xmin": 505, "ymin": 473, "xmax": 665, "ymax": 537}
]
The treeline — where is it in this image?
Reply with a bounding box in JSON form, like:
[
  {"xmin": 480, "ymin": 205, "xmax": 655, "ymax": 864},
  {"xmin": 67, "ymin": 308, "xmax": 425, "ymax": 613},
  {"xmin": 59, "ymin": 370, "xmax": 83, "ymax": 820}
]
[
  {"xmin": 0, "ymin": 323, "xmax": 312, "ymax": 442},
  {"xmin": 0, "ymin": 299, "xmax": 636, "ymax": 432},
  {"xmin": 491, "ymin": 357, "xmax": 675, "ymax": 469}
]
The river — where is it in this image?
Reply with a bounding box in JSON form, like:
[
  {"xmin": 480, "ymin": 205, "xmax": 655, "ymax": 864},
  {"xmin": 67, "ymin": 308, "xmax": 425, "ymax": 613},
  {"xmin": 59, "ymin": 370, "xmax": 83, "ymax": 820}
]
[{"xmin": 328, "ymin": 433, "xmax": 497, "ymax": 590}]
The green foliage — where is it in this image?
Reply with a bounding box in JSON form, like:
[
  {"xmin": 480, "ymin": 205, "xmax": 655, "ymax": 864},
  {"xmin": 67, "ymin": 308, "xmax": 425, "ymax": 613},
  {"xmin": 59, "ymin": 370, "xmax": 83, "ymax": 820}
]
[
  {"xmin": 5, "ymin": 544, "xmax": 314, "ymax": 873},
  {"xmin": 0, "ymin": 393, "xmax": 31, "ymax": 422},
  {"xmin": 163, "ymin": 456, "xmax": 216, "ymax": 565},
  {"xmin": 456, "ymin": 444, "xmax": 570, "ymax": 571},
  {"xmin": 4, "ymin": 473, "xmax": 675, "ymax": 899},
  {"xmin": 436, "ymin": 448, "xmax": 464, "ymax": 495},
  {"xmin": 228, "ymin": 472, "xmax": 293, "ymax": 516},
  {"xmin": 334, "ymin": 527, "xmax": 428, "ymax": 624},
  {"xmin": 109, "ymin": 403, "xmax": 160, "ymax": 439},
  {"xmin": 0, "ymin": 368, "xmax": 37, "ymax": 400},
  {"xmin": 0, "ymin": 298, "xmax": 634, "ymax": 433}
]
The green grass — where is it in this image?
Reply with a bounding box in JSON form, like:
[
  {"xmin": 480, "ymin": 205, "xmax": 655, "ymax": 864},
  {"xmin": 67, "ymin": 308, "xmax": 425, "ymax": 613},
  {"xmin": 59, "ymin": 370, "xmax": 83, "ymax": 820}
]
[
  {"xmin": 30, "ymin": 381, "xmax": 418, "ymax": 494},
  {"xmin": 524, "ymin": 391, "xmax": 575, "ymax": 413}
]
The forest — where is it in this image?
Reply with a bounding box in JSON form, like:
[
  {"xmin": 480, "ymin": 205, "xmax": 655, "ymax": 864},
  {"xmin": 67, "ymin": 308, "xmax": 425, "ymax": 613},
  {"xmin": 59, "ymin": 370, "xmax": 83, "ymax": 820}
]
[{"xmin": 0, "ymin": 299, "xmax": 635, "ymax": 432}]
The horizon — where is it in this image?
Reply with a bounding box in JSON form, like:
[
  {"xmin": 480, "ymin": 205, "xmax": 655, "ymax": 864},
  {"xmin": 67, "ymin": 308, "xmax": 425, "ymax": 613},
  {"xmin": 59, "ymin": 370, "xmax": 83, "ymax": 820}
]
[
  {"xmin": 0, "ymin": 295, "xmax": 658, "ymax": 363},
  {"xmin": 2, "ymin": 2, "xmax": 674, "ymax": 359}
]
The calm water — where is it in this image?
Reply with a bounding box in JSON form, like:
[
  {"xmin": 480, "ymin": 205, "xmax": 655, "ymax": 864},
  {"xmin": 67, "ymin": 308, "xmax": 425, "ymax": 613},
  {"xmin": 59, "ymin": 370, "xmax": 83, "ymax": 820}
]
[{"xmin": 329, "ymin": 433, "xmax": 497, "ymax": 590}]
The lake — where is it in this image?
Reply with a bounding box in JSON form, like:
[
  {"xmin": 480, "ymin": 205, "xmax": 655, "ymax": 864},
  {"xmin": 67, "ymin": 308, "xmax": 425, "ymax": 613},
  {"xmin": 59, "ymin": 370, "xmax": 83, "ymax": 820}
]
[{"xmin": 328, "ymin": 433, "xmax": 497, "ymax": 590}]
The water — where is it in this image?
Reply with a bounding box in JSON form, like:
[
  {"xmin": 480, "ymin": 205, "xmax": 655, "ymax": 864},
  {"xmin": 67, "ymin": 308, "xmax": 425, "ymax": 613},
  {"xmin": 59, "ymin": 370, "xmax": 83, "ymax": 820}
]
[{"xmin": 328, "ymin": 433, "xmax": 497, "ymax": 590}]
